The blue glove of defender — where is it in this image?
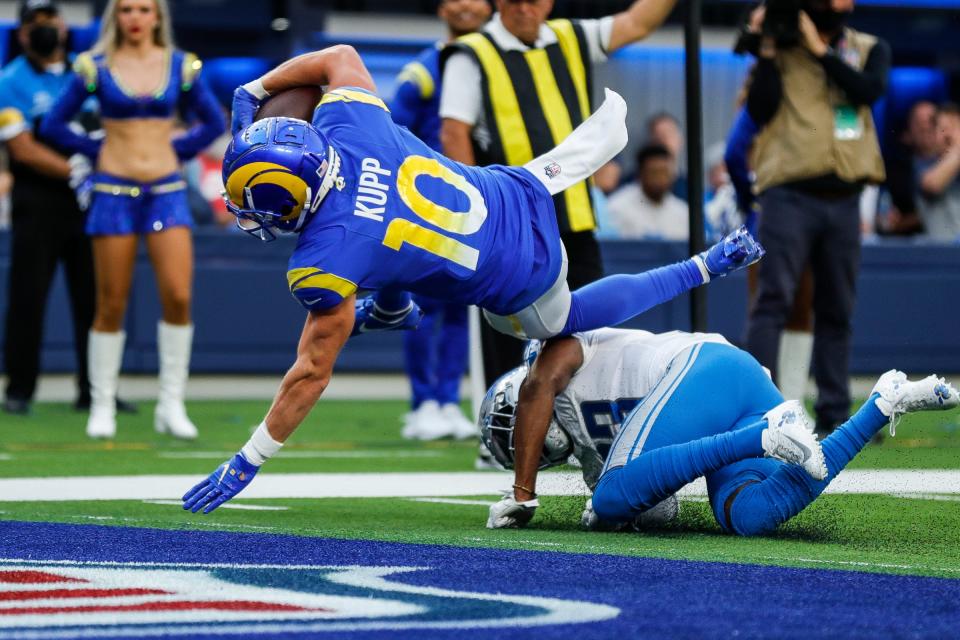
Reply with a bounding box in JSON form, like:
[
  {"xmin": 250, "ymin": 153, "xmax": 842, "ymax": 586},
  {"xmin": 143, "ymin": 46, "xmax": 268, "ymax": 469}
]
[
  {"xmin": 182, "ymin": 452, "xmax": 259, "ymax": 514},
  {"xmin": 351, "ymin": 297, "xmax": 423, "ymax": 337},
  {"xmin": 700, "ymin": 225, "xmax": 765, "ymax": 279},
  {"xmin": 231, "ymin": 85, "xmax": 263, "ymax": 135}
]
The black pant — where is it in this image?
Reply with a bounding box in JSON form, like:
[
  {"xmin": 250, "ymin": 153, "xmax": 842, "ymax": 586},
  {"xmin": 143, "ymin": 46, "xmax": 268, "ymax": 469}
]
[
  {"xmin": 744, "ymin": 185, "xmax": 862, "ymax": 430},
  {"xmin": 3, "ymin": 187, "xmax": 95, "ymax": 402},
  {"xmin": 480, "ymin": 230, "xmax": 603, "ymax": 387}
]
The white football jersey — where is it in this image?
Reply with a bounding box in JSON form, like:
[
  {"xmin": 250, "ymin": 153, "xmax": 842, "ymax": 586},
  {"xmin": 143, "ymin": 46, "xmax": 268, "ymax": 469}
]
[{"xmin": 553, "ymin": 328, "xmax": 731, "ymax": 488}]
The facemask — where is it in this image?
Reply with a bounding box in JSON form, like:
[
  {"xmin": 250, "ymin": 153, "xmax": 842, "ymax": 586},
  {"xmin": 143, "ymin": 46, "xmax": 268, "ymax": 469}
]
[
  {"xmin": 28, "ymin": 25, "xmax": 61, "ymax": 58},
  {"xmin": 807, "ymin": 8, "xmax": 851, "ymax": 34}
]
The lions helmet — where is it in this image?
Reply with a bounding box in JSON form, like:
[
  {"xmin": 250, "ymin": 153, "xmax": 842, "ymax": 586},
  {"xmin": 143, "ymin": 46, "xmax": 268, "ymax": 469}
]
[
  {"xmin": 222, "ymin": 117, "xmax": 342, "ymax": 241},
  {"xmin": 479, "ymin": 366, "xmax": 573, "ymax": 470}
]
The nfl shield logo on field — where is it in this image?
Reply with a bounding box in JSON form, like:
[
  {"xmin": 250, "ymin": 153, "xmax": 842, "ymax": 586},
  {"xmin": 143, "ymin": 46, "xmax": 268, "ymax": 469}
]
[{"xmin": 0, "ymin": 560, "xmax": 619, "ymax": 636}]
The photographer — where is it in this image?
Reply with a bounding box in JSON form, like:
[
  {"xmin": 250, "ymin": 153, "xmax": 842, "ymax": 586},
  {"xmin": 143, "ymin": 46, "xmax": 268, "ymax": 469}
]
[{"xmin": 740, "ymin": 0, "xmax": 889, "ymax": 436}]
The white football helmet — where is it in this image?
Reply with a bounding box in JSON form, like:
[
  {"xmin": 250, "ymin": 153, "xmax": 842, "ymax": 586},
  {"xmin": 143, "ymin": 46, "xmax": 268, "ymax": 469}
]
[{"xmin": 479, "ymin": 365, "xmax": 573, "ymax": 470}]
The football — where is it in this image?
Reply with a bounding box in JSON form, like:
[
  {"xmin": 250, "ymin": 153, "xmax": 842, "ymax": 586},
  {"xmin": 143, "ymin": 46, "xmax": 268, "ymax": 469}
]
[{"xmin": 254, "ymin": 85, "xmax": 325, "ymax": 122}]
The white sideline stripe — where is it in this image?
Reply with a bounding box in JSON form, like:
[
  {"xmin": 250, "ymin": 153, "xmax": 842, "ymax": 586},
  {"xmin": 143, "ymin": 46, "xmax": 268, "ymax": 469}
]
[
  {"xmin": 406, "ymin": 498, "xmax": 492, "ymax": 506},
  {"xmin": 887, "ymin": 492, "xmax": 960, "ymax": 502},
  {"xmin": 142, "ymin": 500, "xmax": 289, "ymax": 511},
  {"xmin": 0, "ymin": 470, "xmax": 958, "ymax": 502},
  {"xmin": 157, "ymin": 451, "xmax": 443, "ymax": 460}
]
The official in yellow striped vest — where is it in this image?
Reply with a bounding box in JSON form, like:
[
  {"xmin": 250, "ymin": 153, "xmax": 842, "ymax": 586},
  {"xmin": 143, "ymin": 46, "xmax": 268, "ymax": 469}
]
[{"xmin": 439, "ymin": 0, "xmax": 679, "ymax": 385}]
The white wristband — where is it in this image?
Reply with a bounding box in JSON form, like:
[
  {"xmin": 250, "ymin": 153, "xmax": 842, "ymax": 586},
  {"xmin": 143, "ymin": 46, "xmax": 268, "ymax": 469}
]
[
  {"xmin": 692, "ymin": 254, "xmax": 711, "ymax": 284},
  {"xmin": 240, "ymin": 422, "xmax": 283, "ymax": 466},
  {"xmin": 241, "ymin": 78, "xmax": 270, "ymax": 100}
]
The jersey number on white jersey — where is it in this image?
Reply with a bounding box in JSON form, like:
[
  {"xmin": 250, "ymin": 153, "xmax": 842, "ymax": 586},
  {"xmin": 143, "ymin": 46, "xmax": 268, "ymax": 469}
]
[{"xmin": 580, "ymin": 398, "xmax": 642, "ymax": 458}]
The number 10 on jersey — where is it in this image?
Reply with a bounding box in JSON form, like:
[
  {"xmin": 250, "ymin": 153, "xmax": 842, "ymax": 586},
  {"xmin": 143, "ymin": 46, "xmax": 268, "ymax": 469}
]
[{"xmin": 383, "ymin": 156, "xmax": 488, "ymax": 270}]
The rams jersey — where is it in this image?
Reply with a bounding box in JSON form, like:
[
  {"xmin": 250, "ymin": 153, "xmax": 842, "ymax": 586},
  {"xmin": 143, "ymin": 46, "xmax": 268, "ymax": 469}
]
[
  {"xmin": 389, "ymin": 43, "xmax": 443, "ymax": 152},
  {"xmin": 555, "ymin": 328, "xmax": 731, "ymax": 489},
  {"xmin": 287, "ymin": 87, "xmax": 563, "ymax": 316}
]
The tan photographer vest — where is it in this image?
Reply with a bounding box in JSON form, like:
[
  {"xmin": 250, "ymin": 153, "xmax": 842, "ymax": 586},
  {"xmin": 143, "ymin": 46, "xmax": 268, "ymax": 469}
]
[{"xmin": 751, "ymin": 28, "xmax": 886, "ymax": 193}]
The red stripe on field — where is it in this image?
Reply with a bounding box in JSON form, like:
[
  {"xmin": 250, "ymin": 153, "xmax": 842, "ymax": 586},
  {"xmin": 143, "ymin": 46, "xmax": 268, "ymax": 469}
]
[
  {"xmin": 0, "ymin": 600, "xmax": 331, "ymax": 615},
  {"xmin": 0, "ymin": 588, "xmax": 169, "ymax": 601},
  {"xmin": 0, "ymin": 572, "xmax": 85, "ymax": 584}
]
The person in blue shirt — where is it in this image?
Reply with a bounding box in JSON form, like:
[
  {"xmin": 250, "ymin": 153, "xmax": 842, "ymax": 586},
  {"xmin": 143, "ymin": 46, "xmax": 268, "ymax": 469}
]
[
  {"xmin": 389, "ymin": 0, "xmax": 491, "ymax": 441},
  {"xmin": 0, "ymin": 0, "xmax": 105, "ymax": 416},
  {"xmin": 181, "ymin": 44, "xmax": 763, "ymax": 514},
  {"xmin": 41, "ymin": 0, "xmax": 225, "ymax": 441}
]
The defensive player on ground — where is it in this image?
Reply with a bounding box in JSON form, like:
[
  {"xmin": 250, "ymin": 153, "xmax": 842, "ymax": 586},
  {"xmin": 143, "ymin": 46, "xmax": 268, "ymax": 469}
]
[
  {"xmin": 182, "ymin": 45, "xmax": 764, "ymax": 514},
  {"xmin": 481, "ymin": 330, "xmax": 957, "ymax": 536}
]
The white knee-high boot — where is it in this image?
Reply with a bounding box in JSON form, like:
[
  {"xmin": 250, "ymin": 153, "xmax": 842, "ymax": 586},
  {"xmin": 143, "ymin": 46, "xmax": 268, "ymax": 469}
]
[
  {"xmin": 155, "ymin": 321, "xmax": 198, "ymax": 440},
  {"xmin": 86, "ymin": 330, "xmax": 125, "ymax": 439}
]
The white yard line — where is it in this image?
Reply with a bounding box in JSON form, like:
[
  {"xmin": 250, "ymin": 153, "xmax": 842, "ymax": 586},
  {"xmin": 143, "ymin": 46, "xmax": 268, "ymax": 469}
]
[
  {"xmin": 0, "ymin": 469, "xmax": 960, "ymax": 502},
  {"xmin": 157, "ymin": 451, "xmax": 442, "ymax": 460},
  {"xmin": 0, "ymin": 454, "xmax": 12, "ymax": 461},
  {"xmin": 142, "ymin": 500, "xmax": 290, "ymax": 511},
  {"xmin": 0, "ymin": 470, "xmax": 957, "ymax": 502},
  {"xmin": 406, "ymin": 498, "xmax": 493, "ymax": 506}
]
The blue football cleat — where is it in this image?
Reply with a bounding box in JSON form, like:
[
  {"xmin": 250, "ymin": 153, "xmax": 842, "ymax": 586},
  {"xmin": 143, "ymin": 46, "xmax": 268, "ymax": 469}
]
[{"xmin": 351, "ymin": 297, "xmax": 423, "ymax": 337}]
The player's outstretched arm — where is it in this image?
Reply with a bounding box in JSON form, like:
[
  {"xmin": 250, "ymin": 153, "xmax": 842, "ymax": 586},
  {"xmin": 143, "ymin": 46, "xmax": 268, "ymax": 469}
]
[
  {"xmin": 182, "ymin": 297, "xmax": 355, "ymax": 514},
  {"xmin": 231, "ymin": 45, "xmax": 377, "ymax": 134},
  {"xmin": 488, "ymin": 338, "xmax": 582, "ymax": 529}
]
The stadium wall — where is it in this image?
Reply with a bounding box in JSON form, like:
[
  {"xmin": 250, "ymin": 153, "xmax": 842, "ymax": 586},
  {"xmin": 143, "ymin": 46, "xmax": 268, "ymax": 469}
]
[{"xmin": 0, "ymin": 231, "xmax": 957, "ymax": 376}]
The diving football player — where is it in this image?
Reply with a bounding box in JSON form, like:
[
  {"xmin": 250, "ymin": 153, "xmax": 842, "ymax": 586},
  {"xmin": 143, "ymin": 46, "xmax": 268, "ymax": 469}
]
[
  {"xmin": 481, "ymin": 330, "xmax": 957, "ymax": 536},
  {"xmin": 182, "ymin": 45, "xmax": 764, "ymax": 513}
]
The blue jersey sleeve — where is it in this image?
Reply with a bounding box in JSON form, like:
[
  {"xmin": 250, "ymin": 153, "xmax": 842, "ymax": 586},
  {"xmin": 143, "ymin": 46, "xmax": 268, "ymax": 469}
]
[
  {"xmin": 0, "ymin": 74, "xmax": 29, "ymax": 141},
  {"xmin": 389, "ymin": 61, "xmax": 434, "ymax": 131},
  {"xmin": 287, "ymin": 226, "xmax": 362, "ymax": 311},
  {"xmin": 39, "ymin": 54, "xmax": 102, "ymax": 158},
  {"xmin": 389, "ymin": 77, "xmax": 422, "ymax": 131},
  {"xmin": 724, "ymin": 109, "xmax": 760, "ymax": 214},
  {"xmin": 172, "ymin": 53, "xmax": 226, "ymax": 161}
]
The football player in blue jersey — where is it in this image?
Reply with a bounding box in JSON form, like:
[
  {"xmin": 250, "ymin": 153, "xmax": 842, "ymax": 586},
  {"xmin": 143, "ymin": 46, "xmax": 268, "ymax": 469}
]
[
  {"xmin": 389, "ymin": 0, "xmax": 492, "ymax": 440},
  {"xmin": 481, "ymin": 332, "xmax": 958, "ymax": 535},
  {"xmin": 182, "ymin": 44, "xmax": 764, "ymax": 514}
]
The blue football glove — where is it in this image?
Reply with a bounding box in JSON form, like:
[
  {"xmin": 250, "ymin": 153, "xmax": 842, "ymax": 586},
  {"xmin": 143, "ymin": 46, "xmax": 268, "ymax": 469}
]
[
  {"xmin": 182, "ymin": 452, "xmax": 259, "ymax": 514},
  {"xmin": 231, "ymin": 85, "xmax": 264, "ymax": 135},
  {"xmin": 351, "ymin": 297, "xmax": 423, "ymax": 337},
  {"xmin": 698, "ymin": 225, "xmax": 765, "ymax": 280}
]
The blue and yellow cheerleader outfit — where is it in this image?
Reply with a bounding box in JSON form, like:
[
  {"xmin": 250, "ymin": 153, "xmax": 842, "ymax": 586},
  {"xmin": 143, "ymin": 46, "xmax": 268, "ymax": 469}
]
[{"xmin": 41, "ymin": 49, "xmax": 225, "ymax": 235}]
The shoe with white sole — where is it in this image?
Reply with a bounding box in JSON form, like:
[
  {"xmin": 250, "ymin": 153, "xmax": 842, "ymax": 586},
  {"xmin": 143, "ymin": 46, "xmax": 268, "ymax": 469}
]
[
  {"xmin": 440, "ymin": 403, "xmax": 477, "ymax": 440},
  {"xmin": 761, "ymin": 399, "xmax": 827, "ymax": 480},
  {"xmin": 401, "ymin": 400, "xmax": 454, "ymax": 440},
  {"xmin": 872, "ymin": 370, "xmax": 958, "ymax": 436}
]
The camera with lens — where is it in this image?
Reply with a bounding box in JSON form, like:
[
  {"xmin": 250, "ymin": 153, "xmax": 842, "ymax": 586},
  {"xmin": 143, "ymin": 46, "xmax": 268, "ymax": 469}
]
[
  {"xmin": 762, "ymin": 0, "xmax": 803, "ymax": 47},
  {"xmin": 734, "ymin": 0, "xmax": 812, "ymax": 54}
]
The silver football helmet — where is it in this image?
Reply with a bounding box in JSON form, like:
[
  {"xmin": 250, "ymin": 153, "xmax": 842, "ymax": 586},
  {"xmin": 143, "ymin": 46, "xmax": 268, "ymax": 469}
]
[{"xmin": 479, "ymin": 365, "xmax": 573, "ymax": 470}]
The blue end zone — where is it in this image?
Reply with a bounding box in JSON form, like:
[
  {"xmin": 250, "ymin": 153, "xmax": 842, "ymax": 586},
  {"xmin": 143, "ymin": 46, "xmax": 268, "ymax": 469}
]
[{"xmin": 1, "ymin": 521, "xmax": 959, "ymax": 639}]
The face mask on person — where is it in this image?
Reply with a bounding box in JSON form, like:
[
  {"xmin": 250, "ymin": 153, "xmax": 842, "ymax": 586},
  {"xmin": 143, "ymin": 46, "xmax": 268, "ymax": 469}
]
[
  {"xmin": 27, "ymin": 25, "xmax": 61, "ymax": 58},
  {"xmin": 806, "ymin": 7, "xmax": 851, "ymax": 34}
]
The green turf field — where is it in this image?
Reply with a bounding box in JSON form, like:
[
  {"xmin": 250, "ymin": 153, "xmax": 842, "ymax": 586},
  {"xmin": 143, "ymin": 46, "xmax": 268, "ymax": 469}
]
[{"xmin": 2, "ymin": 398, "xmax": 959, "ymax": 579}]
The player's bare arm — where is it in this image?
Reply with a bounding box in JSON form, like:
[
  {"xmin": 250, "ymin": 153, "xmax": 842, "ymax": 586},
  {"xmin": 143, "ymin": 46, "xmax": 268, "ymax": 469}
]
[
  {"xmin": 230, "ymin": 45, "xmax": 377, "ymax": 135},
  {"xmin": 263, "ymin": 295, "xmax": 356, "ymax": 442},
  {"xmin": 182, "ymin": 296, "xmax": 354, "ymax": 514},
  {"xmin": 511, "ymin": 338, "xmax": 584, "ymax": 502},
  {"xmin": 487, "ymin": 337, "xmax": 582, "ymax": 529},
  {"xmin": 260, "ymin": 45, "xmax": 377, "ymax": 96},
  {"xmin": 608, "ymin": 0, "xmax": 681, "ymax": 52}
]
